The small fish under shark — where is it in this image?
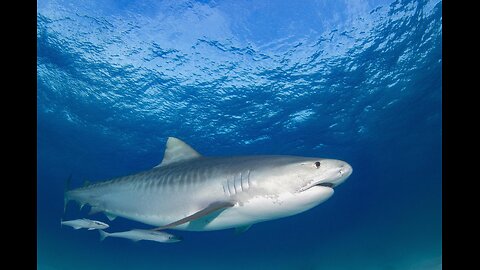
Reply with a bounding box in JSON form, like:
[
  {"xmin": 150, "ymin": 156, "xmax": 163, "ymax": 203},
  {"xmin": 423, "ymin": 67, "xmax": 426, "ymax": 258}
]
[
  {"xmin": 99, "ymin": 229, "xmax": 182, "ymax": 243},
  {"xmin": 61, "ymin": 218, "xmax": 109, "ymax": 230},
  {"xmin": 65, "ymin": 137, "xmax": 352, "ymax": 234}
]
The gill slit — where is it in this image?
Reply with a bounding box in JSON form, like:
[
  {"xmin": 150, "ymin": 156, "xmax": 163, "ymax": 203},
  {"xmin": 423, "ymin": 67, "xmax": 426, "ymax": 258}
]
[
  {"xmin": 240, "ymin": 172, "xmax": 244, "ymax": 192},
  {"xmin": 232, "ymin": 175, "xmax": 237, "ymax": 194}
]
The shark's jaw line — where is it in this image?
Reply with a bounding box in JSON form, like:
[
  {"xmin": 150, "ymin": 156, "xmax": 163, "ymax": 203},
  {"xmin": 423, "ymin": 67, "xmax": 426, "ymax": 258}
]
[
  {"xmin": 316, "ymin": 182, "xmax": 335, "ymax": 188},
  {"xmin": 297, "ymin": 178, "xmax": 334, "ymax": 192},
  {"xmin": 65, "ymin": 137, "xmax": 352, "ymax": 232}
]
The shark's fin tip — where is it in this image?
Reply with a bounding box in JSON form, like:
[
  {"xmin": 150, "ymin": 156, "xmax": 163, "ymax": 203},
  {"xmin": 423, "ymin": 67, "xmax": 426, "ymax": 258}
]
[
  {"xmin": 105, "ymin": 213, "xmax": 117, "ymax": 221},
  {"xmin": 234, "ymin": 224, "xmax": 252, "ymax": 234}
]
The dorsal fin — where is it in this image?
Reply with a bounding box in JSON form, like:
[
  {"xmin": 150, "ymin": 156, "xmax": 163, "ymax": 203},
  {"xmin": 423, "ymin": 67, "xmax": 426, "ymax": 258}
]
[{"xmin": 155, "ymin": 137, "xmax": 202, "ymax": 167}]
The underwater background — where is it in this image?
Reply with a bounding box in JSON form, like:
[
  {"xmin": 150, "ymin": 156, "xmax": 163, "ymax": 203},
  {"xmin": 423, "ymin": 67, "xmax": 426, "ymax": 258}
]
[{"xmin": 37, "ymin": 0, "xmax": 442, "ymax": 269}]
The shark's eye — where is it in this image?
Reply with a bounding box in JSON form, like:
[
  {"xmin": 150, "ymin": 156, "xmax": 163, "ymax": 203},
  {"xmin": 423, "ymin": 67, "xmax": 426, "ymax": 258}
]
[{"xmin": 315, "ymin": 161, "xmax": 321, "ymax": 168}]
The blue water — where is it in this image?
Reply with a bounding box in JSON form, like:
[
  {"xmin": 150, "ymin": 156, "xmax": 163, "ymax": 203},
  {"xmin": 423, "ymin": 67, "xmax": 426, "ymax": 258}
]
[{"xmin": 37, "ymin": 0, "xmax": 442, "ymax": 269}]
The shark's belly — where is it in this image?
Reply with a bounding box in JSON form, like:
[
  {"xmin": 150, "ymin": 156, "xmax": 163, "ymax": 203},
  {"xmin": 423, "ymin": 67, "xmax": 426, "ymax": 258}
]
[{"xmin": 173, "ymin": 186, "xmax": 335, "ymax": 231}]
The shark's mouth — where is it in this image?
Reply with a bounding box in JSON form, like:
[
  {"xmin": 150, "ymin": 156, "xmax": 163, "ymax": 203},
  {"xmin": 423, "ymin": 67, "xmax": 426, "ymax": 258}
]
[
  {"xmin": 299, "ymin": 181, "xmax": 335, "ymax": 192},
  {"xmin": 314, "ymin": 182, "xmax": 335, "ymax": 188}
]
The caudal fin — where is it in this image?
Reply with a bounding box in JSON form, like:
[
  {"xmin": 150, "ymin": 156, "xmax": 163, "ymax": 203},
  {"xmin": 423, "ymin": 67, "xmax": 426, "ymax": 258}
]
[{"xmin": 98, "ymin": 230, "xmax": 109, "ymax": 241}]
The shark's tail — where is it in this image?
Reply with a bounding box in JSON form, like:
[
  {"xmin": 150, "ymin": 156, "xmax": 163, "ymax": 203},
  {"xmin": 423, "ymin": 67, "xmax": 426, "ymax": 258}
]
[
  {"xmin": 63, "ymin": 174, "xmax": 73, "ymax": 214},
  {"xmin": 99, "ymin": 230, "xmax": 109, "ymax": 241}
]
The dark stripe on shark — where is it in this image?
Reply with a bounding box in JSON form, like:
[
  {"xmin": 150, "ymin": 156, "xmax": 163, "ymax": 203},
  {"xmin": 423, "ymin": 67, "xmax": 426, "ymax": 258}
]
[{"xmin": 152, "ymin": 201, "xmax": 235, "ymax": 231}]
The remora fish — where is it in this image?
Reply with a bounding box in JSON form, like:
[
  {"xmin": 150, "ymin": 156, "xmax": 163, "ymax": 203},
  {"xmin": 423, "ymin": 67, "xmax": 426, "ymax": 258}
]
[
  {"xmin": 65, "ymin": 137, "xmax": 352, "ymax": 232},
  {"xmin": 98, "ymin": 229, "xmax": 182, "ymax": 243},
  {"xmin": 61, "ymin": 218, "xmax": 109, "ymax": 230}
]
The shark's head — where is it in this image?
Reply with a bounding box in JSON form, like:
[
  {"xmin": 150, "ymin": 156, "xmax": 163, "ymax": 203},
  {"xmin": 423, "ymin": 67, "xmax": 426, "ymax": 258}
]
[
  {"xmin": 251, "ymin": 156, "xmax": 352, "ymax": 193},
  {"xmin": 239, "ymin": 156, "xmax": 353, "ymax": 222},
  {"xmin": 292, "ymin": 158, "xmax": 353, "ymax": 192},
  {"xmin": 165, "ymin": 234, "xmax": 183, "ymax": 243}
]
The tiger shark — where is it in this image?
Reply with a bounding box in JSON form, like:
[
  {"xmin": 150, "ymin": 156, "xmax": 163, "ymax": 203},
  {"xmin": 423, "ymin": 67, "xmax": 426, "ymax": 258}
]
[{"xmin": 65, "ymin": 137, "xmax": 352, "ymax": 233}]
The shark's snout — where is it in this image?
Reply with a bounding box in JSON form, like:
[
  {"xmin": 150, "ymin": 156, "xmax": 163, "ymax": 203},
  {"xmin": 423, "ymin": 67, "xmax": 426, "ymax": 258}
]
[
  {"xmin": 168, "ymin": 235, "xmax": 183, "ymax": 243},
  {"xmin": 334, "ymin": 162, "xmax": 352, "ymax": 187},
  {"xmin": 314, "ymin": 161, "xmax": 352, "ymax": 188}
]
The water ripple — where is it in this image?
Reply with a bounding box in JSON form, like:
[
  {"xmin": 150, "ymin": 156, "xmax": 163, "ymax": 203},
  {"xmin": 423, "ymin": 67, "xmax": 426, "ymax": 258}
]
[{"xmin": 37, "ymin": 0, "xmax": 442, "ymax": 152}]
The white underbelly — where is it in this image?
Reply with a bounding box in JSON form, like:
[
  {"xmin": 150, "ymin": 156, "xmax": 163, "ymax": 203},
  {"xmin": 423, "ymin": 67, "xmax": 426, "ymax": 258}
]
[
  {"xmin": 174, "ymin": 186, "xmax": 335, "ymax": 231},
  {"xmin": 95, "ymin": 185, "xmax": 334, "ymax": 232}
]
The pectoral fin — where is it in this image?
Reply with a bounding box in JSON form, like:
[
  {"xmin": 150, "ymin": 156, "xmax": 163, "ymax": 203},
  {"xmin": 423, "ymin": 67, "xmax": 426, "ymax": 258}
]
[
  {"xmin": 105, "ymin": 213, "xmax": 117, "ymax": 221},
  {"xmin": 152, "ymin": 201, "xmax": 235, "ymax": 231},
  {"xmin": 88, "ymin": 228, "xmax": 95, "ymax": 230},
  {"xmin": 234, "ymin": 224, "xmax": 252, "ymax": 234}
]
